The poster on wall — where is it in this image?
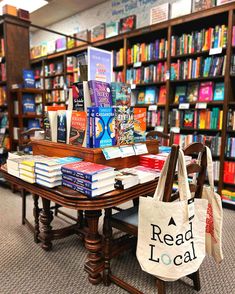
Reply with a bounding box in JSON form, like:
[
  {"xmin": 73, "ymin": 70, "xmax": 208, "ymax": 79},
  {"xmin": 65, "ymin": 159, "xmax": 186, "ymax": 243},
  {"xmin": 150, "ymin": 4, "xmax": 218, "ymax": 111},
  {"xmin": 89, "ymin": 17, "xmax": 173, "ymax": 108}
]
[
  {"xmin": 88, "ymin": 46, "xmax": 113, "ymax": 83},
  {"xmin": 150, "ymin": 3, "xmax": 169, "ymax": 25}
]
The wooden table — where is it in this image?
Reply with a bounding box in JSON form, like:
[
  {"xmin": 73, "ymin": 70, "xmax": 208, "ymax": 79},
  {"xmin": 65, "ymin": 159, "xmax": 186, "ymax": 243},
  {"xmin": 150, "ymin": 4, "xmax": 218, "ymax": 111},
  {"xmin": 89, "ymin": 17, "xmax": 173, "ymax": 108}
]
[{"xmin": 0, "ymin": 167, "xmax": 158, "ymax": 285}]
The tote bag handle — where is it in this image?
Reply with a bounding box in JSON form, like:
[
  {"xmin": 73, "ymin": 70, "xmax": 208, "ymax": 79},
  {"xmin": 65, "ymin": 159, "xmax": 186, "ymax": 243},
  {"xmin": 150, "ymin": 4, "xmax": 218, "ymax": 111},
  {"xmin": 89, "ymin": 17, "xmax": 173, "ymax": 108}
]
[{"xmin": 153, "ymin": 149, "xmax": 191, "ymax": 202}]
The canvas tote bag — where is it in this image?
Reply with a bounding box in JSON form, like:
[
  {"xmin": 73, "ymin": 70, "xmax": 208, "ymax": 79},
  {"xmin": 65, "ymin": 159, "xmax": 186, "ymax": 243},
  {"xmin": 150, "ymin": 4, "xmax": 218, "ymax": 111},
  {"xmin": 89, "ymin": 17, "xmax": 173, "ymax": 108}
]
[
  {"xmin": 136, "ymin": 149, "xmax": 208, "ymax": 282},
  {"xmin": 201, "ymin": 146, "xmax": 223, "ymax": 263}
]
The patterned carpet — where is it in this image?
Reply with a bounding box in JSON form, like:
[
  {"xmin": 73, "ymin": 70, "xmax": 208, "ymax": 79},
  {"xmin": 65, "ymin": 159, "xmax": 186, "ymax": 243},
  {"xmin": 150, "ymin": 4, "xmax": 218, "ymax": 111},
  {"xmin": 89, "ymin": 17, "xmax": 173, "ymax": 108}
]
[{"xmin": 0, "ymin": 185, "xmax": 234, "ymax": 294}]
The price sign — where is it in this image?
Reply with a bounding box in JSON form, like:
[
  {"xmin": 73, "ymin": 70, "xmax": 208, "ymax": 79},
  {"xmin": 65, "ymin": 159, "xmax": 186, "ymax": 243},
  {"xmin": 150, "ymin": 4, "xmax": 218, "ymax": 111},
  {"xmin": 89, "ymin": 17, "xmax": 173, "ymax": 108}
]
[
  {"xmin": 102, "ymin": 147, "xmax": 122, "ymax": 160},
  {"xmin": 196, "ymin": 103, "xmax": 207, "ymax": 109},
  {"xmin": 209, "ymin": 47, "xmax": 222, "ymax": 55},
  {"xmin": 131, "ymin": 84, "xmax": 136, "ymax": 89},
  {"xmin": 148, "ymin": 105, "xmax": 157, "ymax": 111},
  {"xmin": 179, "ymin": 103, "xmax": 190, "ymax": 109},
  {"xmin": 133, "ymin": 62, "xmax": 142, "ymax": 68},
  {"xmin": 155, "ymin": 126, "xmax": 164, "ymax": 132},
  {"xmin": 170, "ymin": 127, "xmax": 180, "ymax": 133},
  {"xmin": 133, "ymin": 144, "xmax": 148, "ymax": 155},
  {"xmin": 120, "ymin": 145, "xmax": 136, "ymax": 158}
]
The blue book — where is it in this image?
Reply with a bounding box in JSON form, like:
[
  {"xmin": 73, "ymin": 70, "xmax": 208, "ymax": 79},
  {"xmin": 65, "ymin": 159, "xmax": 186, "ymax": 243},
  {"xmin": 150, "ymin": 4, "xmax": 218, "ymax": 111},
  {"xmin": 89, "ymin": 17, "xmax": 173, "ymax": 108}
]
[
  {"xmin": 144, "ymin": 87, "xmax": 157, "ymax": 104},
  {"xmin": 62, "ymin": 174, "xmax": 114, "ymax": 189},
  {"xmin": 91, "ymin": 107, "xmax": 116, "ymax": 148},
  {"xmin": 22, "ymin": 94, "xmax": 36, "ymax": 113},
  {"xmin": 28, "ymin": 119, "xmax": 40, "ymax": 129},
  {"xmin": 62, "ymin": 179, "xmax": 114, "ymax": 197},
  {"xmin": 23, "ymin": 69, "xmax": 35, "ymax": 88},
  {"xmin": 213, "ymin": 82, "xmax": 224, "ymax": 101}
]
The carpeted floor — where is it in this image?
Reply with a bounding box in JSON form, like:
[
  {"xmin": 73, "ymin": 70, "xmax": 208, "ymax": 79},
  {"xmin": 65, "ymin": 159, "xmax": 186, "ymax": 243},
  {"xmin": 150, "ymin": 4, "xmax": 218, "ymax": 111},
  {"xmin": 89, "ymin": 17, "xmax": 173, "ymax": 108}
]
[{"xmin": 0, "ymin": 185, "xmax": 234, "ymax": 294}]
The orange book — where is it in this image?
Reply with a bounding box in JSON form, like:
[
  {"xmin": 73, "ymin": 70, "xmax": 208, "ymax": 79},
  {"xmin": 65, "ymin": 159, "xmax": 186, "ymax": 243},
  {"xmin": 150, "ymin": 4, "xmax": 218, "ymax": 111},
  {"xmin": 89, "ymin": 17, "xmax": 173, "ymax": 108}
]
[
  {"xmin": 134, "ymin": 108, "xmax": 147, "ymax": 142},
  {"xmin": 45, "ymin": 105, "xmax": 66, "ymax": 111},
  {"xmin": 69, "ymin": 111, "xmax": 87, "ymax": 147},
  {"xmin": 199, "ymin": 110, "xmax": 206, "ymax": 129},
  {"xmin": 158, "ymin": 86, "xmax": 166, "ymax": 104},
  {"xmin": 219, "ymin": 110, "xmax": 223, "ymax": 129}
]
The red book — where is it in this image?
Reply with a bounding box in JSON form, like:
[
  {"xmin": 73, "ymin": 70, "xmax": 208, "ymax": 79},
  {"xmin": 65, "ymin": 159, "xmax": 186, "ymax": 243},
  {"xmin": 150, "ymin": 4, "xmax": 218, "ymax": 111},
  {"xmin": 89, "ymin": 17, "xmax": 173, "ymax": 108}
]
[
  {"xmin": 158, "ymin": 85, "xmax": 166, "ymax": 104},
  {"xmin": 69, "ymin": 111, "xmax": 87, "ymax": 147}
]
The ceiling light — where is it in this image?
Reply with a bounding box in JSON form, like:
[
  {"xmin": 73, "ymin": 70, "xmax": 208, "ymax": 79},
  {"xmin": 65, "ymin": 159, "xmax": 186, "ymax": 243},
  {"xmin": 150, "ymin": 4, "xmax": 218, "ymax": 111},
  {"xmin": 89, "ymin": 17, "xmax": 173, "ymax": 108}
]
[{"xmin": 0, "ymin": 0, "xmax": 48, "ymax": 14}]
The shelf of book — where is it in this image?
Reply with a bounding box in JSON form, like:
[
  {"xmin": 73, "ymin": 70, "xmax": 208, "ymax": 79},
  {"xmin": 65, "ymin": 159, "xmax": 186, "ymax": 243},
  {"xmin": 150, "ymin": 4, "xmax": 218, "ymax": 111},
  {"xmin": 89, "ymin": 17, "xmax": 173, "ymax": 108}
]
[
  {"xmin": 127, "ymin": 58, "xmax": 167, "ymax": 68},
  {"xmin": 171, "ymin": 48, "xmax": 227, "ymax": 60},
  {"xmin": 170, "ymin": 76, "xmax": 224, "ymax": 83}
]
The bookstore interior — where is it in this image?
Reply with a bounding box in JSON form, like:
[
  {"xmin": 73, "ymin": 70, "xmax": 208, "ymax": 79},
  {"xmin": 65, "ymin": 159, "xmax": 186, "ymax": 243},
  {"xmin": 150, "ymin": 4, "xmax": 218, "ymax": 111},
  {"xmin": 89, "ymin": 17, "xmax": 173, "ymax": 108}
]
[{"xmin": 0, "ymin": 0, "xmax": 235, "ymax": 293}]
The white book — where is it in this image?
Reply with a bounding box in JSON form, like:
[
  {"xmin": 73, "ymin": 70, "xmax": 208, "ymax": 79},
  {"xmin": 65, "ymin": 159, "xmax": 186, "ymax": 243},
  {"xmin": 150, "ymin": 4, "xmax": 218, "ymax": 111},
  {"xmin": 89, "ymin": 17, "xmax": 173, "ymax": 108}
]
[
  {"xmin": 20, "ymin": 174, "xmax": 35, "ymax": 184},
  {"xmin": 36, "ymin": 178, "xmax": 61, "ymax": 188},
  {"xmin": 7, "ymin": 168, "xmax": 20, "ymax": 178},
  {"xmin": 7, "ymin": 155, "xmax": 34, "ymax": 171},
  {"xmin": 36, "ymin": 173, "xmax": 62, "ymax": 183},
  {"xmin": 35, "ymin": 168, "xmax": 62, "ymax": 177}
]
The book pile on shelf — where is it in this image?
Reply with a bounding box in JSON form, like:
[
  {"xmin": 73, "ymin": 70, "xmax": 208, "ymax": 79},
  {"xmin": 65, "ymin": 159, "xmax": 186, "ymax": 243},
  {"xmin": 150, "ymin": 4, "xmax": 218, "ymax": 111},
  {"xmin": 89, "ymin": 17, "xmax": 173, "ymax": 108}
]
[
  {"xmin": 45, "ymin": 62, "xmax": 63, "ymax": 76},
  {"xmin": 45, "ymin": 76, "xmax": 64, "ymax": 89},
  {"xmin": 171, "ymin": 56, "xmax": 226, "ymax": 80},
  {"xmin": 147, "ymin": 109, "xmax": 165, "ymax": 128},
  {"xmin": 126, "ymin": 62, "xmax": 166, "ymax": 84},
  {"xmin": 127, "ymin": 39, "xmax": 167, "ymax": 64},
  {"xmin": 62, "ymin": 161, "xmax": 116, "ymax": 197},
  {"xmin": 173, "ymin": 134, "xmax": 221, "ymax": 156},
  {"xmin": 171, "ymin": 24, "xmax": 227, "ymax": 56},
  {"xmin": 223, "ymin": 161, "xmax": 235, "ymax": 184},
  {"xmin": 34, "ymin": 156, "xmax": 82, "ymax": 188},
  {"xmin": 169, "ymin": 108, "xmax": 223, "ymax": 130},
  {"xmin": 113, "ymin": 49, "xmax": 124, "ymax": 67},
  {"xmin": 174, "ymin": 81, "xmax": 224, "ymax": 103},
  {"xmin": 221, "ymin": 189, "xmax": 235, "ymax": 204}
]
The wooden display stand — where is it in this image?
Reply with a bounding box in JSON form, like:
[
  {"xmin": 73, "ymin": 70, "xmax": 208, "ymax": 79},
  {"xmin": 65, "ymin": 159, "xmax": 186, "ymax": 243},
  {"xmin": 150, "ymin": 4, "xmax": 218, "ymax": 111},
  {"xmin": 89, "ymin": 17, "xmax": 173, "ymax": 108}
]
[{"xmin": 31, "ymin": 139, "xmax": 159, "ymax": 169}]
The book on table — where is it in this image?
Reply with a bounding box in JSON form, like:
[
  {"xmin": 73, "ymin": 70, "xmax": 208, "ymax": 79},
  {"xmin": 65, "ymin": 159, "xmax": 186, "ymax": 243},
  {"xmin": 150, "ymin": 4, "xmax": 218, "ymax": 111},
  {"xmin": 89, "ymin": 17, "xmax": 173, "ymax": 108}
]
[
  {"xmin": 62, "ymin": 174, "xmax": 115, "ymax": 189},
  {"xmin": 35, "ymin": 157, "xmax": 82, "ymax": 172}
]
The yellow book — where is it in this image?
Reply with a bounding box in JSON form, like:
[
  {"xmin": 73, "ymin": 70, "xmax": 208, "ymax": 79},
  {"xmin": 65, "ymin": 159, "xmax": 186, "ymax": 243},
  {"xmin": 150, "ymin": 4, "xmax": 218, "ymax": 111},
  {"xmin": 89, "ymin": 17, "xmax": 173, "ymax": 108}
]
[
  {"xmin": 20, "ymin": 174, "xmax": 35, "ymax": 184},
  {"xmin": 219, "ymin": 110, "xmax": 223, "ymax": 129},
  {"xmin": 120, "ymin": 48, "xmax": 124, "ymax": 66}
]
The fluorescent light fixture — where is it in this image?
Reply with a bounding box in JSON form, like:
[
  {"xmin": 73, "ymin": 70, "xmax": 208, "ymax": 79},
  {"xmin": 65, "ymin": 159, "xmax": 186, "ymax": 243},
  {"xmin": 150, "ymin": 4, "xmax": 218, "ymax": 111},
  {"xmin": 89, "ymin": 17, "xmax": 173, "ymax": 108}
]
[{"xmin": 0, "ymin": 0, "xmax": 48, "ymax": 14}]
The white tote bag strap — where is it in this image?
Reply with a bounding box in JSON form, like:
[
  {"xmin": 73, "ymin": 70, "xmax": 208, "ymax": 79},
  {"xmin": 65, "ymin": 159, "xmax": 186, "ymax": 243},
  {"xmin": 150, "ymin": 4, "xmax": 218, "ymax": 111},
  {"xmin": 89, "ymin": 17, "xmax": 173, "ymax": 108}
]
[
  {"xmin": 177, "ymin": 149, "xmax": 192, "ymax": 201},
  {"xmin": 153, "ymin": 152, "xmax": 171, "ymax": 201},
  {"xmin": 205, "ymin": 146, "xmax": 215, "ymax": 190}
]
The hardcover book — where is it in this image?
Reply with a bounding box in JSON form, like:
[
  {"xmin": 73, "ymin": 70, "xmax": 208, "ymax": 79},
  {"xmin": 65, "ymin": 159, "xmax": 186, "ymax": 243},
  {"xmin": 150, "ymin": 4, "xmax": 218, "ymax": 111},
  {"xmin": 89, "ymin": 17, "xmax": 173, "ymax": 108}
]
[
  {"xmin": 72, "ymin": 82, "xmax": 84, "ymax": 111},
  {"xmin": 158, "ymin": 85, "xmax": 167, "ymax": 104},
  {"xmin": 92, "ymin": 107, "xmax": 116, "ymax": 148},
  {"xmin": 105, "ymin": 21, "xmax": 119, "ymax": 38},
  {"xmin": 111, "ymin": 82, "xmax": 131, "ymax": 106},
  {"xmin": 62, "ymin": 174, "xmax": 115, "ymax": 189},
  {"xmin": 115, "ymin": 106, "xmax": 134, "ymax": 145},
  {"xmin": 213, "ymin": 82, "xmax": 224, "ymax": 101},
  {"xmin": 193, "ymin": 0, "xmax": 215, "ymax": 12},
  {"xmin": 174, "ymin": 85, "xmax": 187, "ymax": 103},
  {"xmin": 91, "ymin": 23, "xmax": 105, "ymax": 43},
  {"xmin": 35, "ymin": 156, "xmax": 82, "ymax": 172},
  {"xmin": 69, "ymin": 111, "xmax": 87, "ymax": 147},
  {"xmin": 134, "ymin": 108, "xmax": 147, "ymax": 142},
  {"xmin": 88, "ymin": 80, "xmax": 112, "ymax": 107},
  {"xmin": 137, "ymin": 90, "xmax": 145, "ymax": 104},
  {"xmin": 187, "ymin": 82, "xmax": 199, "ymax": 102},
  {"xmin": 62, "ymin": 179, "xmax": 114, "ymax": 197},
  {"xmin": 23, "ymin": 69, "xmax": 35, "ymax": 88},
  {"xmin": 22, "ymin": 94, "xmax": 36, "ymax": 113},
  {"xmin": 119, "ymin": 15, "xmax": 136, "ymax": 34},
  {"xmin": 57, "ymin": 110, "xmax": 67, "ymax": 143},
  {"xmin": 144, "ymin": 87, "xmax": 157, "ymax": 104},
  {"xmin": 198, "ymin": 82, "xmax": 213, "ymax": 102},
  {"xmin": 61, "ymin": 161, "xmax": 115, "ymax": 182}
]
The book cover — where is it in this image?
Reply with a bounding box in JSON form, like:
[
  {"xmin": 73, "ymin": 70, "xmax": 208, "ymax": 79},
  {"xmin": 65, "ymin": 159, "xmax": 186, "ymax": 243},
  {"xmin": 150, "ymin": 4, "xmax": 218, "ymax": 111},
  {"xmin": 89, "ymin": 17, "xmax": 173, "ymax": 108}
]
[
  {"xmin": 55, "ymin": 37, "xmax": 66, "ymax": 52},
  {"xmin": 28, "ymin": 119, "xmax": 40, "ymax": 129},
  {"xmin": 184, "ymin": 110, "xmax": 194, "ymax": 128},
  {"xmin": 213, "ymin": 82, "xmax": 224, "ymax": 100},
  {"xmin": 88, "ymin": 80, "xmax": 112, "ymax": 107},
  {"xmin": 92, "ymin": 107, "xmax": 116, "ymax": 148},
  {"xmin": 69, "ymin": 111, "xmax": 87, "ymax": 147},
  {"xmin": 91, "ymin": 23, "xmax": 105, "ymax": 42},
  {"xmin": 158, "ymin": 85, "xmax": 167, "ymax": 104},
  {"xmin": 119, "ymin": 15, "xmax": 136, "ymax": 34},
  {"xmin": 198, "ymin": 81, "xmax": 213, "ymax": 102},
  {"xmin": 105, "ymin": 21, "xmax": 119, "ymax": 38},
  {"xmin": 22, "ymin": 94, "xmax": 36, "ymax": 113},
  {"xmin": 74, "ymin": 30, "xmax": 89, "ymax": 47},
  {"xmin": 62, "ymin": 174, "xmax": 115, "ymax": 189},
  {"xmin": 174, "ymin": 85, "xmax": 187, "ymax": 103},
  {"xmin": 57, "ymin": 110, "xmax": 67, "ymax": 143},
  {"xmin": 144, "ymin": 87, "xmax": 157, "ymax": 104},
  {"xmin": 62, "ymin": 179, "xmax": 114, "ymax": 197},
  {"xmin": 193, "ymin": 0, "xmax": 215, "ymax": 12},
  {"xmin": 150, "ymin": 3, "xmax": 169, "ymax": 25},
  {"xmin": 72, "ymin": 82, "xmax": 84, "ymax": 111},
  {"xmin": 61, "ymin": 161, "xmax": 115, "ymax": 182},
  {"xmin": 171, "ymin": 0, "xmax": 192, "ymax": 18},
  {"xmin": 111, "ymin": 82, "xmax": 131, "ymax": 106},
  {"xmin": 115, "ymin": 106, "xmax": 134, "ymax": 145},
  {"xmin": 137, "ymin": 90, "xmax": 145, "ymax": 104},
  {"xmin": 187, "ymin": 82, "xmax": 199, "ymax": 102},
  {"xmin": 134, "ymin": 108, "xmax": 147, "ymax": 142},
  {"xmin": 23, "ymin": 69, "xmax": 35, "ymax": 88}
]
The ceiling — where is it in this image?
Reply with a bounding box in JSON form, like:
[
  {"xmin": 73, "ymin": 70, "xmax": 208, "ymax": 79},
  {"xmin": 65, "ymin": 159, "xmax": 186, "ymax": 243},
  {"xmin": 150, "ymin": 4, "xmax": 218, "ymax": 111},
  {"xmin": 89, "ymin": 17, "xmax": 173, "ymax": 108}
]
[{"xmin": 30, "ymin": 0, "xmax": 106, "ymax": 29}]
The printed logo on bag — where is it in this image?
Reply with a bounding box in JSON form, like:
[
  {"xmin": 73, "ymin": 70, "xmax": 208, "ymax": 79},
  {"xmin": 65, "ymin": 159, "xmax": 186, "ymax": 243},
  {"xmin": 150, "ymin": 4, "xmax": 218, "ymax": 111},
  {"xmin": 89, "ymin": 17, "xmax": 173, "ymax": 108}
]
[
  {"xmin": 148, "ymin": 218, "xmax": 197, "ymax": 266},
  {"xmin": 206, "ymin": 204, "xmax": 216, "ymax": 243}
]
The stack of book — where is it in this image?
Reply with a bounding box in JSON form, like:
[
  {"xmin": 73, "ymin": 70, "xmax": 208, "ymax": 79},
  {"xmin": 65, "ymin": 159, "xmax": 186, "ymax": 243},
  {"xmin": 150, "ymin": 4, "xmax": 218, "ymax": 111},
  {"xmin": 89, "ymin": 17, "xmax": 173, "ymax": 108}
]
[
  {"xmin": 221, "ymin": 189, "xmax": 235, "ymax": 203},
  {"xmin": 62, "ymin": 161, "xmax": 116, "ymax": 197},
  {"xmin": 19, "ymin": 155, "xmax": 47, "ymax": 183},
  {"xmin": 114, "ymin": 170, "xmax": 139, "ymax": 190},
  {"xmin": 113, "ymin": 48, "xmax": 124, "ymax": 67},
  {"xmin": 34, "ymin": 157, "xmax": 83, "ymax": 188},
  {"xmin": 6, "ymin": 154, "xmax": 33, "ymax": 178}
]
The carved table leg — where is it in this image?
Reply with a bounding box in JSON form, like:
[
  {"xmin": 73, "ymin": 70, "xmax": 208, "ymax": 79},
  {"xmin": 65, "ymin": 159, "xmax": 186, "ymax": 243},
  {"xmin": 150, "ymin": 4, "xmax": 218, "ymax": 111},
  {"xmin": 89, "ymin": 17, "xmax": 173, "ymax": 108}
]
[
  {"xmin": 84, "ymin": 210, "xmax": 103, "ymax": 285},
  {"xmin": 33, "ymin": 194, "xmax": 40, "ymax": 243},
  {"xmin": 103, "ymin": 208, "xmax": 112, "ymax": 286},
  {"xmin": 39, "ymin": 198, "xmax": 53, "ymax": 251},
  {"xmin": 21, "ymin": 188, "xmax": 26, "ymax": 225}
]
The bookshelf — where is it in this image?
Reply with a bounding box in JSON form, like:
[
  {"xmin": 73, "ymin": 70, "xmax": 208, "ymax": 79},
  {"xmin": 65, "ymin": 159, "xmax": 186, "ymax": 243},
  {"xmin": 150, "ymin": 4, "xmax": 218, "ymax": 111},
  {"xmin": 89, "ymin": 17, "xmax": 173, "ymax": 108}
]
[
  {"xmin": 9, "ymin": 88, "xmax": 45, "ymax": 150},
  {"xmin": 30, "ymin": 2, "xmax": 235, "ymax": 208}
]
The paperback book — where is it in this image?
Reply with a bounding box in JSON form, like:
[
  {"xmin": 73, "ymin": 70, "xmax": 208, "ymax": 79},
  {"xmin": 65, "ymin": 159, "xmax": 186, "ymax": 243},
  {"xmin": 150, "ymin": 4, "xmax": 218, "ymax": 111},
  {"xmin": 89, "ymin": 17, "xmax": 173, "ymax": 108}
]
[
  {"xmin": 88, "ymin": 80, "xmax": 112, "ymax": 107},
  {"xmin": 72, "ymin": 82, "xmax": 84, "ymax": 111},
  {"xmin": 23, "ymin": 69, "xmax": 35, "ymax": 88},
  {"xmin": 134, "ymin": 108, "xmax": 147, "ymax": 143},
  {"xmin": 111, "ymin": 82, "xmax": 131, "ymax": 106},
  {"xmin": 213, "ymin": 82, "xmax": 224, "ymax": 101},
  {"xmin": 174, "ymin": 85, "xmax": 187, "ymax": 103},
  {"xmin": 91, "ymin": 23, "xmax": 105, "ymax": 42},
  {"xmin": 22, "ymin": 94, "xmax": 36, "ymax": 113},
  {"xmin": 193, "ymin": 0, "xmax": 215, "ymax": 12},
  {"xmin": 115, "ymin": 106, "xmax": 134, "ymax": 145},
  {"xmin": 137, "ymin": 90, "xmax": 145, "ymax": 104},
  {"xmin": 187, "ymin": 83, "xmax": 199, "ymax": 102},
  {"xmin": 145, "ymin": 87, "xmax": 157, "ymax": 104},
  {"xmin": 198, "ymin": 82, "xmax": 213, "ymax": 102},
  {"xmin": 158, "ymin": 85, "xmax": 167, "ymax": 104},
  {"xmin": 57, "ymin": 110, "xmax": 67, "ymax": 143}
]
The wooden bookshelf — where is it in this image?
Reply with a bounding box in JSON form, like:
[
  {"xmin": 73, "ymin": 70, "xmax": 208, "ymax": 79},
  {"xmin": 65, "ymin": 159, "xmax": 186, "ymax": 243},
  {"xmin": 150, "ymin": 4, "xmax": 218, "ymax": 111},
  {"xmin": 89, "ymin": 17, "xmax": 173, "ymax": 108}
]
[{"xmin": 29, "ymin": 2, "xmax": 235, "ymax": 207}]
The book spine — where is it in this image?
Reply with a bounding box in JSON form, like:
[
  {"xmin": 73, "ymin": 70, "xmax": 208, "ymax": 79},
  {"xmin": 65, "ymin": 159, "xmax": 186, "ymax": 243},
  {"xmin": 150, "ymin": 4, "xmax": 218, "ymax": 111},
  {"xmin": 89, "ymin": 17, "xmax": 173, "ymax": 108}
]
[
  {"xmin": 61, "ymin": 167, "xmax": 92, "ymax": 181},
  {"xmin": 62, "ymin": 174, "xmax": 93, "ymax": 189},
  {"xmin": 62, "ymin": 180, "xmax": 92, "ymax": 197}
]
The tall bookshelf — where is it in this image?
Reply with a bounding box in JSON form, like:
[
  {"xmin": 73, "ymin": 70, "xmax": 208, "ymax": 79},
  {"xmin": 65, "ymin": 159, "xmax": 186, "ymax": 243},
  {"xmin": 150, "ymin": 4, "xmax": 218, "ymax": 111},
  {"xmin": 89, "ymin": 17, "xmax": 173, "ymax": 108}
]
[
  {"xmin": 30, "ymin": 2, "xmax": 235, "ymax": 207},
  {"xmin": 0, "ymin": 14, "xmax": 31, "ymax": 152}
]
